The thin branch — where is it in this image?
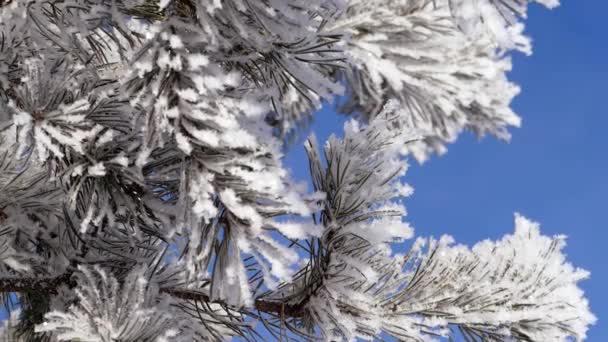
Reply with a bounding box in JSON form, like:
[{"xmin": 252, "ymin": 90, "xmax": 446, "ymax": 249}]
[
  {"xmin": 0, "ymin": 275, "xmax": 308, "ymax": 317},
  {"xmin": 0, "ymin": 274, "xmax": 74, "ymax": 295}
]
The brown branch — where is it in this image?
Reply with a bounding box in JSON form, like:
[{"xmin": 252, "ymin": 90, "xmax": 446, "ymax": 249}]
[
  {"xmin": 0, "ymin": 273, "xmax": 74, "ymax": 294},
  {"xmin": 0, "ymin": 274, "xmax": 307, "ymax": 318},
  {"xmin": 254, "ymin": 296, "xmax": 306, "ymax": 318},
  {"xmin": 162, "ymin": 287, "xmax": 306, "ymax": 317}
]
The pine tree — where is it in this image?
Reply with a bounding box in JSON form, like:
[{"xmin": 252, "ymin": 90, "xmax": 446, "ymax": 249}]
[{"xmin": 0, "ymin": 0, "xmax": 595, "ymax": 341}]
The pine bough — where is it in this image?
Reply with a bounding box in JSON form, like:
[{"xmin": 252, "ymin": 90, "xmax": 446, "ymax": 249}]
[{"xmin": 0, "ymin": 0, "xmax": 594, "ymax": 341}]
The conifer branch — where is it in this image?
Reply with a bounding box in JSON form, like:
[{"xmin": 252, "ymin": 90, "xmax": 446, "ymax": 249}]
[
  {"xmin": 0, "ymin": 0, "xmax": 594, "ymax": 340},
  {"xmin": 0, "ymin": 274, "xmax": 308, "ymax": 317}
]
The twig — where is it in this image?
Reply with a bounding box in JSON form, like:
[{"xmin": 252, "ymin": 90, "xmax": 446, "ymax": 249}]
[{"xmin": 0, "ymin": 274, "xmax": 308, "ymax": 317}]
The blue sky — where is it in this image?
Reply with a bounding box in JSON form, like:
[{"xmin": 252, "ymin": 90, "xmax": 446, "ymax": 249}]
[{"xmin": 284, "ymin": 1, "xmax": 608, "ymax": 340}]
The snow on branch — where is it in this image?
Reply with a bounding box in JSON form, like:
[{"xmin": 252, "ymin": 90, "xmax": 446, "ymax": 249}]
[
  {"xmin": 191, "ymin": 0, "xmax": 346, "ymax": 135},
  {"xmin": 382, "ymin": 214, "xmax": 595, "ymax": 341},
  {"xmin": 0, "ymin": 0, "xmax": 594, "ymax": 341},
  {"xmin": 333, "ymin": 0, "xmax": 556, "ymax": 161},
  {"xmin": 450, "ymin": 0, "xmax": 560, "ymax": 53},
  {"xmin": 254, "ymin": 106, "xmax": 593, "ymax": 341},
  {"xmin": 34, "ymin": 266, "xmax": 185, "ymax": 341},
  {"xmin": 254, "ymin": 103, "xmax": 418, "ymax": 340},
  {"xmin": 121, "ymin": 11, "xmax": 332, "ymax": 307}
]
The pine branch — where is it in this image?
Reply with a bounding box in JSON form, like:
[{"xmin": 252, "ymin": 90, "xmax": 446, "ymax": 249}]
[
  {"xmin": 0, "ymin": 0, "xmax": 593, "ymax": 340},
  {"xmin": 0, "ymin": 274, "xmax": 74, "ymax": 295},
  {"xmin": 0, "ymin": 274, "xmax": 308, "ymax": 317}
]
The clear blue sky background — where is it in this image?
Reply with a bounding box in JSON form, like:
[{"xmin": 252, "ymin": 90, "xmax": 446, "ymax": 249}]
[{"xmin": 284, "ymin": 2, "xmax": 608, "ymax": 340}]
